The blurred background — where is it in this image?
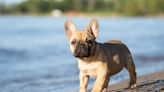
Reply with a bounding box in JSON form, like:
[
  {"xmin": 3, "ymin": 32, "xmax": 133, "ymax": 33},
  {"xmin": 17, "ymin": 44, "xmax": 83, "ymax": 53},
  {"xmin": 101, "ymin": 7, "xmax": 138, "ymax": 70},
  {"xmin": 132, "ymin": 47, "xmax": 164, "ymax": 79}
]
[
  {"xmin": 0, "ymin": 0, "xmax": 164, "ymax": 16},
  {"xmin": 0, "ymin": 0, "xmax": 164, "ymax": 92}
]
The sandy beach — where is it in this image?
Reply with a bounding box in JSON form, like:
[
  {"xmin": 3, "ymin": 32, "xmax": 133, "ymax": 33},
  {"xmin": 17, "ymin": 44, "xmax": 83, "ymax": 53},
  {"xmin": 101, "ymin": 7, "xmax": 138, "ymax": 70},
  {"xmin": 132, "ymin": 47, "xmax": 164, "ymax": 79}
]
[{"xmin": 108, "ymin": 71, "xmax": 164, "ymax": 92}]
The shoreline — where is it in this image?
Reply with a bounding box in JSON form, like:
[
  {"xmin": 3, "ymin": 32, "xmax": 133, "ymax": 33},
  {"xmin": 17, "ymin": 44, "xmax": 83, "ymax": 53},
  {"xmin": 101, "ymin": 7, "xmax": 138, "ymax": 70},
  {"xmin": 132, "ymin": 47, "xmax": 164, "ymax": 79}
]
[
  {"xmin": 0, "ymin": 13, "xmax": 164, "ymax": 18},
  {"xmin": 1, "ymin": 15, "xmax": 164, "ymax": 20},
  {"xmin": 108, "ymin": 71, "xmax": 164, "ymax": 92}
]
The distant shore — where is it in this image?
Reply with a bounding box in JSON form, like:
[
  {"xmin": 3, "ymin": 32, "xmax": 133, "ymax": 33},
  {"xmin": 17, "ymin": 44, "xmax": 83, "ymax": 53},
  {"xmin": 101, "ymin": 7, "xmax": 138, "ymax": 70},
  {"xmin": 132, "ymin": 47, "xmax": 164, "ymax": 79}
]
[
  {"xmin": 108, "ymin": 71, "xmax": 164, "ymax": 92},
  {"xmin": 0, "ymin": 12, "xmax": 164, "ymax": 18}
]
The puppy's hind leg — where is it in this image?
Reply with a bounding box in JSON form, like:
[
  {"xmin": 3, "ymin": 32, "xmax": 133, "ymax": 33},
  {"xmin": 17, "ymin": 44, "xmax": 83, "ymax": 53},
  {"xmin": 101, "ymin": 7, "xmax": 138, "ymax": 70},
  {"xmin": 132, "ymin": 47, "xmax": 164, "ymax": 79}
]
[{"xmin": 125, "ymin": 54, "xmax": 137, "ymax": 89}]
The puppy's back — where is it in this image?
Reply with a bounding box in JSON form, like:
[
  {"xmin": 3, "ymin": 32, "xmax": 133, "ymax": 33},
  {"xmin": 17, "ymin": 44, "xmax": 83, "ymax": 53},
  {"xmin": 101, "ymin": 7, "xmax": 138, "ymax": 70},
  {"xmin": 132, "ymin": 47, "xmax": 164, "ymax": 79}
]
[
  {"xmin": 103, "ymin": 40, "xmax": 131, "ymax": 62},
  {"xmin": 104, "ymin": 40, "xmax": 125, "ymax": 52},
  {"xmin": 105, "ymin": 39, "xmax": 122, "ymax": 44}
]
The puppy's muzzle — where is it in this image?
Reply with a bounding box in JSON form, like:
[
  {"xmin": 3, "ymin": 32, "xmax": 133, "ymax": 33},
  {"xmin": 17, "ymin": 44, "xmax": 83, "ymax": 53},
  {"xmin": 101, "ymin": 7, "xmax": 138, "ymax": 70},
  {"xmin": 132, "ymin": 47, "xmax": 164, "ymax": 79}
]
[{"xmin": 74, "ymin": 44, "xmax": 89, "ymax": 58}]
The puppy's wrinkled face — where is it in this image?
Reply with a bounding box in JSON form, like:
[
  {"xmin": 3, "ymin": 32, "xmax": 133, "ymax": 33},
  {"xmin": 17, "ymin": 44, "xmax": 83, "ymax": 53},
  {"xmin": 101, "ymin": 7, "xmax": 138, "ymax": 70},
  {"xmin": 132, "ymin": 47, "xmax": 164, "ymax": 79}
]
[
  {"xmin": 70, "ymin": 31, "xmax": 95, "ymax": 57},
  {"xmin": 64, "ymin": 19, "xmax": 99, "ymax": 58}
]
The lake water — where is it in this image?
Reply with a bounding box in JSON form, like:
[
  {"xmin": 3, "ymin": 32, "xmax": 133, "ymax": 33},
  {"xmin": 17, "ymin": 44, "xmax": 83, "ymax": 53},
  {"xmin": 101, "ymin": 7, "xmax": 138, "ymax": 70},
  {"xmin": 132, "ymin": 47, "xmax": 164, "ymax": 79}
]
[{"xmin": 0, "ymin": 16, "xmax": 164, "ymax": 92}]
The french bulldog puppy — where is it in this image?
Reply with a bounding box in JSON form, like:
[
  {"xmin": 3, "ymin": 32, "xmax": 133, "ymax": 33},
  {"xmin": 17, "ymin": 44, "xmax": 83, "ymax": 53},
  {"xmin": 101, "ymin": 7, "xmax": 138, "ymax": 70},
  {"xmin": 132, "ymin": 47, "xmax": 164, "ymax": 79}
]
[{"xmin": 64, "ymin": 19, "xmax": 137, "ymax": 92}]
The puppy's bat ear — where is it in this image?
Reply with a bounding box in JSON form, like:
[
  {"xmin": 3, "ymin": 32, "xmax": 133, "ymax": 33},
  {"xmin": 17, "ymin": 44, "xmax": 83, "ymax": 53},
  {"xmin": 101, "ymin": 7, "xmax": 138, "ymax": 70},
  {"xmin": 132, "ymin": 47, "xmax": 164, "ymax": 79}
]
[
  {"xmin": 64, "ymin": 20, "xmax": 77, "ymax": 40},
  {"xmin": 87, "ymin": 19, "xmax": 99, "ymax": 39}
]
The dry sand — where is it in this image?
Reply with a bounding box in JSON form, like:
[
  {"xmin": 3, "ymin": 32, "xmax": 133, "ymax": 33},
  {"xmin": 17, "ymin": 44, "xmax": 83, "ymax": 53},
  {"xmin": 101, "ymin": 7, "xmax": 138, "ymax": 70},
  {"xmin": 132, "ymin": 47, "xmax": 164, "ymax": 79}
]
[{"xmin": 108, "ymin": 71, "xmax": 164, "ymax": 92}]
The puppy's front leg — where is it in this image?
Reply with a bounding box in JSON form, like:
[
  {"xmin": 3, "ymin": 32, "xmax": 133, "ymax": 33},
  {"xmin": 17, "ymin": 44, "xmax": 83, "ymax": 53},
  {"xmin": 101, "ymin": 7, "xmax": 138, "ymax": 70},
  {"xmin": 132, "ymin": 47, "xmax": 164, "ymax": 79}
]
[
  {"xmin": 92, "ymin": 73, "xmax": 109, "ymax": 92},
  {"xmin": 79, "ymin": 73, "xmax": 89, "ymax": 92}
]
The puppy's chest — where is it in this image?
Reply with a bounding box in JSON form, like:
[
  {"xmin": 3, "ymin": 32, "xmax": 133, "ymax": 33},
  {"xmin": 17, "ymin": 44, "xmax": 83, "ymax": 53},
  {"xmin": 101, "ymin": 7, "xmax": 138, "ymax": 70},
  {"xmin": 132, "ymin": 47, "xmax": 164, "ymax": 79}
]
[{"xmin": 78, "ymin": 61, "xmax": 99, "ymax": 77}]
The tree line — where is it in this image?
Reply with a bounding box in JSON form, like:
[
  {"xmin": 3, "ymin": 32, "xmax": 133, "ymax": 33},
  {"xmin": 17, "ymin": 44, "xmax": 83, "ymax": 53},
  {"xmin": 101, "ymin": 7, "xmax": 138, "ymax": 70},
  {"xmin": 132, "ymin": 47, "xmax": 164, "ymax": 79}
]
[{"xmin": 0, "ymin": 0, "xmax": 164, "ymax": 16}]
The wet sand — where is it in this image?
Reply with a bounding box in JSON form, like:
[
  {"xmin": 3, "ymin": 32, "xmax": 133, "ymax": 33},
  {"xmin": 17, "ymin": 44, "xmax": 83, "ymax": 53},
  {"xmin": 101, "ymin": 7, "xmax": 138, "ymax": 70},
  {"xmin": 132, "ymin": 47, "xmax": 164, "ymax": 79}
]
[{"xmin": 108, "ymin": 71, "xmax": 164, "ymax": 92}]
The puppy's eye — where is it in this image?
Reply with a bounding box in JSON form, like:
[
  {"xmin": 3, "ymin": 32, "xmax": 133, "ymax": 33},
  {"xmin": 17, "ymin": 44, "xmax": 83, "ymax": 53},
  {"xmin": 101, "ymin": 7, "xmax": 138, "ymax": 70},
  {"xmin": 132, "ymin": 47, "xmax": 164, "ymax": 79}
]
[
  {"xmin": 87, "ymin": 39, "xmax": 92, "ymax": 44},
  {"xmin": 71, "ymin": 40, "xmax": 76, "ymax": 45},
  {"xmin": 87, "ymin": 40, "xmax": 92, "ymax": 47}
]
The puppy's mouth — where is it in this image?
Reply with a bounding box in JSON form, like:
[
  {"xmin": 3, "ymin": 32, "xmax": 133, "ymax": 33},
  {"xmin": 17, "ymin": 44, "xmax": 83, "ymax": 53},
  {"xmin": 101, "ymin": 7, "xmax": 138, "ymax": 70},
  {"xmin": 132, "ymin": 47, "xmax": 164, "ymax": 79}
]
[
  {"xmin": 74, "ymin": 53, "xmax": 89, "ymax": 58},
  {"xmin": 74, "ymin": 49, "xmax": 90, "ymax": 58}
]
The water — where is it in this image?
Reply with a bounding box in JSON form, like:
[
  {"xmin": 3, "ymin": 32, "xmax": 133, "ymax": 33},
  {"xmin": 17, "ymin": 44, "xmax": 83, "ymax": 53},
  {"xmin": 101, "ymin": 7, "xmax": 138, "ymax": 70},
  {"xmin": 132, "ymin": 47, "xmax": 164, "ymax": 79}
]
[{"xmin": 0, "ymin": 16, "xmax": 164, "ymax": 92}]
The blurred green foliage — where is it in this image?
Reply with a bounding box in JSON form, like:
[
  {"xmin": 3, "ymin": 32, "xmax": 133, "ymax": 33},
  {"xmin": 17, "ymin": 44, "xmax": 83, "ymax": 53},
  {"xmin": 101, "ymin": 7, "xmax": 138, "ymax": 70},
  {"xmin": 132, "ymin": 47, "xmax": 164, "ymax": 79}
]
[{"xmin": 0, "ymin": 0, "xmax": 164, "ymax": 16}]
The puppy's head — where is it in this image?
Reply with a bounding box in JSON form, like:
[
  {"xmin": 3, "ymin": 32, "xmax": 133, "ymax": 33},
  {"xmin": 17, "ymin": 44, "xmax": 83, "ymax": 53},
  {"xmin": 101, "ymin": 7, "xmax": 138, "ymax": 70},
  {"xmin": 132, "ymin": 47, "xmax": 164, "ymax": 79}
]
[{"xmin": 64, "ymin": 19, "xmax": 99, "ymax": 58}]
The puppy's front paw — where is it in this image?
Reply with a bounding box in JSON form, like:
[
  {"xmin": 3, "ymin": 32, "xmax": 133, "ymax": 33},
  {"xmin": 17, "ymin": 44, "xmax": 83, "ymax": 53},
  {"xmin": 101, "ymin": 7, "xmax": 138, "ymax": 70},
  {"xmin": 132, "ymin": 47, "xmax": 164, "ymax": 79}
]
[
  {"xmin": 79, "ymin": 89, "xmax": 86, "ymax": 92},
  {"xmin": 130, "ymin": 83, "xmax": 137, "ymax": 89},
  {"xmin": 102, "ymin": 88, "xmax": 107, "ymax": 92}
]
